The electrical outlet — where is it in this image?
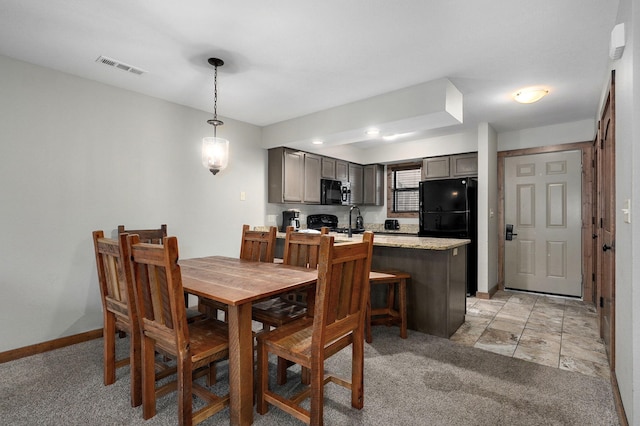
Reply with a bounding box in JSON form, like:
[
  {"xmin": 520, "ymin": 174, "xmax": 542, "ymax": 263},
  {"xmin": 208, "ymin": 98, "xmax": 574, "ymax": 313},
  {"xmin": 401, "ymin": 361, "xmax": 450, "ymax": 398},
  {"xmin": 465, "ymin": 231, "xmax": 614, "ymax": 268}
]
[
  {"xmin": 240, "ymin": 191, "xmax": 246, "ymax": 201},
  {"xmin": 267, "ymin": 215, "xmax": 277, "ymax": 223}
]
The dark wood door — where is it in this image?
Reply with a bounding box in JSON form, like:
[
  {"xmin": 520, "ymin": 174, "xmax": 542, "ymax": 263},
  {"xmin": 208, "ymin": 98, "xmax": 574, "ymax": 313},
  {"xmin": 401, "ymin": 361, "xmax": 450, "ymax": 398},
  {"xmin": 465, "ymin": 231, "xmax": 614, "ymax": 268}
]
[{"xmin": 597, "ymin": 71, "xmax": 615, "ymax": 367}]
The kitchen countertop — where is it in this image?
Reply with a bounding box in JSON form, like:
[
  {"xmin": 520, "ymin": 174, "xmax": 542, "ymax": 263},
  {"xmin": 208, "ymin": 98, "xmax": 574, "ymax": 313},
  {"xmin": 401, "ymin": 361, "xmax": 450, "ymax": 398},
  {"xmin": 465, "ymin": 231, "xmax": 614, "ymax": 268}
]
[{"xmin": 274, "ymin": 230, "xmax": 470, "ymax": 251}]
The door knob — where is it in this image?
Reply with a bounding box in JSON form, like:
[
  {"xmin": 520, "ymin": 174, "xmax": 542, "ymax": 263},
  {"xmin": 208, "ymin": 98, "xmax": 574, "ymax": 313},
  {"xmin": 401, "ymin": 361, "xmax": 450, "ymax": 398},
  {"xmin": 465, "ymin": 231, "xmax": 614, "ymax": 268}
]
[{"xmin": 602, "ymin": 244, "xmax": 612, "ymax": 252}]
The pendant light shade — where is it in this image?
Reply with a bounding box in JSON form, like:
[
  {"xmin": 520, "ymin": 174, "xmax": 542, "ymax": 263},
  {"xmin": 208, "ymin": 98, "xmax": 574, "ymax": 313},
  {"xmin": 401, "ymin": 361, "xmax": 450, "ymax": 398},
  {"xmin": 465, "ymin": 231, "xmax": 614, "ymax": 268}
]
[
  {"xmin": 202, "ymin": 57, "xmax": 229, "ymax": 175},
  {"xmin": 202, "ymin": 137, "xmax": 229, "ymax": 174}
]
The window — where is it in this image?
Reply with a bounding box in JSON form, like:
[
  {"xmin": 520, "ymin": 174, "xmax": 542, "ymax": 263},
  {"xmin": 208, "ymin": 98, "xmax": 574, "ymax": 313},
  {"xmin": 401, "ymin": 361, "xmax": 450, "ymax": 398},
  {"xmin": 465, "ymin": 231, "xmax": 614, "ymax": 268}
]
[{"xmin": 387, "ymin": 162, "xmax": 421, "ymax": 218}]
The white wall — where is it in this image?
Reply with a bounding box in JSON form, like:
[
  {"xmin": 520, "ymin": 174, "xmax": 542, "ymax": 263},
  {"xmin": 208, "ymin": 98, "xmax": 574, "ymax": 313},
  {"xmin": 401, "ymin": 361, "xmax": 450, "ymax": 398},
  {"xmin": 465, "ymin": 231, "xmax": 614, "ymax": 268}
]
[
  {"xmin": 477, "ymin": 123, "xmax": 498, "ymax": 295},
  {"xmin": 497, "ymin": 119, "xmax": 595, "ymax": 151},
  {"xmin": 0, "ymin": 55, "xmax": 265, "ymax": 352},
  {"xmin": 609, "ymin": 0, "xmax": 638, "ymax": 422}
]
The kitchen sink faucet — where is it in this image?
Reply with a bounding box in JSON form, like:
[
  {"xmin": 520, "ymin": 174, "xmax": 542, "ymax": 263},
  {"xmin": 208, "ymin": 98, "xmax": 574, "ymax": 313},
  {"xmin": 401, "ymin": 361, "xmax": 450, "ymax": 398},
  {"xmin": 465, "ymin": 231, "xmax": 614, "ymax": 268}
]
[{"xmin": 348, "ymin": 205, "xmax": 361, "ymax": 238}]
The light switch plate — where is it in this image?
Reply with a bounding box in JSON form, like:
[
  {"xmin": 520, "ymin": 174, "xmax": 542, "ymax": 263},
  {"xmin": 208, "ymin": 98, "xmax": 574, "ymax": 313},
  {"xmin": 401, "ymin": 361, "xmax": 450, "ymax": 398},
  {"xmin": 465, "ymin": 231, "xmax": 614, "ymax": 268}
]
[{"xmin": 622, "ymin": 198, "xmax": 631, "ymax": 223}]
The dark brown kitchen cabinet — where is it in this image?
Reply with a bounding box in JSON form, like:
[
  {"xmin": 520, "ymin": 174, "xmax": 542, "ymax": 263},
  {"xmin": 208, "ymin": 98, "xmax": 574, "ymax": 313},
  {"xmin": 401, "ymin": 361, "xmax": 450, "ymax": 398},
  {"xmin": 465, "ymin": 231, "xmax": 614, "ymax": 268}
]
[
  {"xmin": 335, "ymin": 160, "xmax": 349, "ymax": 182},
  {"xmin": 321, "ymin": 157, "xmax": 336, "ymax": 179},
  {"xmin": 268, "ymin": 147, "xmax": 322, "ymax": 203},
  {"xmin": 421, "ymin": 153, "xmax": 477, "ymax": 180},
  {"xmin": 451, "ymin": 153, "xmax": 478, "ymax": 177},
  {"xmin": 363, "ymin": 164, "xmax": 384, "ymax": 206},
  {"xmin": 268, "ymin": 147, "xmax": 304, "ymax": 203},
  {"xmin": 303, "ymin": 153, "xmax": 321, "ymax": 203},
  {"xmin": 349, "ymin": 163, "xmax": 363, "ymax": 204}
]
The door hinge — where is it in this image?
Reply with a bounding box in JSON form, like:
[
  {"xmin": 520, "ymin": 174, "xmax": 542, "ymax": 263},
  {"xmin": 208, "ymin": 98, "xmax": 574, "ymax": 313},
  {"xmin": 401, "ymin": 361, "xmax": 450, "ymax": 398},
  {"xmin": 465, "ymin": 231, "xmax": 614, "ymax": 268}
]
[
  {"xmin": 599, "ymin": 297, "xmax": 604, "ymax": 308},
  {"xmin": 592, "ymin": 273, "xmax": 596, "ymax": 282},
  {"xmin": 600, "ymin": 218, "xmax": 603, "ymax": 228}
]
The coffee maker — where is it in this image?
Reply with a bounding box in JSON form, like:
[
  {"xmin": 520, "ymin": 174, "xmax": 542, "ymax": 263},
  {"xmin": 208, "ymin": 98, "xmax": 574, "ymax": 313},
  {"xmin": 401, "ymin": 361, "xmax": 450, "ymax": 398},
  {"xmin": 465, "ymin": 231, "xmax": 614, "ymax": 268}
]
[{"xmin": 281, "ymin": 209, "xmax": 300, "ymax": 232}]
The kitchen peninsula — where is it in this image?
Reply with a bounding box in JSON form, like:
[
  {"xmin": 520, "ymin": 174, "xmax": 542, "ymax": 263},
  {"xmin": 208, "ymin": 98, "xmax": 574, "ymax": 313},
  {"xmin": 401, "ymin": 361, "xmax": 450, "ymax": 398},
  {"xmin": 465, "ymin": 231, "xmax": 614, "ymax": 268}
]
[{"xmin": 275, "ymin": 232, "xmax": 470, "ymax": 338}]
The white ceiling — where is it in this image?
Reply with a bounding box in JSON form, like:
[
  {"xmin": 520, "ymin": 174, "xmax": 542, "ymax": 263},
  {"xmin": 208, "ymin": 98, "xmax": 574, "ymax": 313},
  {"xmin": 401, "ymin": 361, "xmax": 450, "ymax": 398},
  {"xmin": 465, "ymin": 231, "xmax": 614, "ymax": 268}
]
[{"xmin": 0, "ymin": 0, "xmax": 620, "ymax": 146}]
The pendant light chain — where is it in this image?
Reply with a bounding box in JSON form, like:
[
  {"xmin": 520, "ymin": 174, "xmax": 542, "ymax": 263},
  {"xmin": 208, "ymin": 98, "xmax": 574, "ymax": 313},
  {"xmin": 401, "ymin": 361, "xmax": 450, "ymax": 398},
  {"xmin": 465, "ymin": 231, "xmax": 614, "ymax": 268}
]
[
  {"xmin": 202, "ymin": 57, "xmax": 229, "ymax": 176},
  {"xmin": 213, "ymin": 64, "xmax": 218, "ymax": 138}
]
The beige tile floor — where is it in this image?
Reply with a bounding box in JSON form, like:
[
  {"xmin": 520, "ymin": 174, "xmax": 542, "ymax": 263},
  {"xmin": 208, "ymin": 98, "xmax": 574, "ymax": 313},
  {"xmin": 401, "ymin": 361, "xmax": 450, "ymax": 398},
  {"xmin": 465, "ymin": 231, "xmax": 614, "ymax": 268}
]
[{"xmin": 451, "ymin": 290, "xmax": 610, "ymax": 379}]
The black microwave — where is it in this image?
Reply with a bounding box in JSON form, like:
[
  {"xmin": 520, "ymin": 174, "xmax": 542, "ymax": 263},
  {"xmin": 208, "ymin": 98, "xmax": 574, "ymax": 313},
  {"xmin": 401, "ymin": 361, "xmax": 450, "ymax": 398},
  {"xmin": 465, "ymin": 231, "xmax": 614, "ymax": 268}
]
[{"xmin": 321, "ymin": 179, "xmax": 350, "ymax": 205}]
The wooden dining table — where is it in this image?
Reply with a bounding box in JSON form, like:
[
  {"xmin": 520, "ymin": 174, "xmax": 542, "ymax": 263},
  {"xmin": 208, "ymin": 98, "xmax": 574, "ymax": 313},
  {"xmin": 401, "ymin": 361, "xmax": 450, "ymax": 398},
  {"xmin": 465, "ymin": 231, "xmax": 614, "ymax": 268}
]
[{"xmin": 179, "ymin": 256, "xmax": 319, "ymax": 425}]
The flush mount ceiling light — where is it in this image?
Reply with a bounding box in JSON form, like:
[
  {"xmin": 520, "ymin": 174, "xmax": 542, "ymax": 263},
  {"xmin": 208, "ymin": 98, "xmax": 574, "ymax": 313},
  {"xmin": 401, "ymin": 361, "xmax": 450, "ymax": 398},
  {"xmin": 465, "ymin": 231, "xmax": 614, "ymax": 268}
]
[
  {"xmin": 513, "ymin": 88, "xmax": 549, "ymax": 104},
  {"xmin": 365, "ymin": 128, "xmax": 380, "ymax": 136},
  {"xmin": 201, "ymin": 58, "xmax": 229, "ymax": 176},
  {"xmin": 312, "ymin": 140, "xmax": 324, "ymax": 145}
]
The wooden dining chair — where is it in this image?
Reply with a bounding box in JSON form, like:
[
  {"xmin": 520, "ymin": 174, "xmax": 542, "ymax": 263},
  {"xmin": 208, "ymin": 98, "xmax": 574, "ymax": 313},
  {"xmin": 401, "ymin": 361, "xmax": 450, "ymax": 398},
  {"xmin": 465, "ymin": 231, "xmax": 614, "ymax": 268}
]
[
  {"xmin": 127, "ymin": 234, "xmax": 230, "ymax": 425},
  {"xmin": 119, "ymin": 224, "xmax": 204, "ymax": 317},
  {"xmin": 257, "ymin": 226, "xmax": 329, "ymax": 384},
  {"xmin": 366, "ymin": 270, "xmax": 410, "ymax": 343},
  {"xmin": 256, "ymin": 232, "xmax": 374, "ymax": 426},
  {"xmin": 117, "ymin": 224, "xmax": 167, "ymax": 244},
  {"xmin": 252, "ymin": 226, "xmax": 328, "ymax": 329},
  {"xmin": 198, "ymin": 225, "xmax": 278, "ymax": 321},
  {"xmin": 92, "ymin": 230, "xmax": 143, "ymax": 407}
]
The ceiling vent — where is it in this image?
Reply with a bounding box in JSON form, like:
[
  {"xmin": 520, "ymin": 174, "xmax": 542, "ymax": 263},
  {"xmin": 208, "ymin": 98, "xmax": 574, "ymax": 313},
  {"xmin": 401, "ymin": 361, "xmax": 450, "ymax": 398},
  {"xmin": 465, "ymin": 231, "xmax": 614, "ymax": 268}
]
[{"xmin": 95, "ymin": 56, "xmax": 146, "ymax": 75}]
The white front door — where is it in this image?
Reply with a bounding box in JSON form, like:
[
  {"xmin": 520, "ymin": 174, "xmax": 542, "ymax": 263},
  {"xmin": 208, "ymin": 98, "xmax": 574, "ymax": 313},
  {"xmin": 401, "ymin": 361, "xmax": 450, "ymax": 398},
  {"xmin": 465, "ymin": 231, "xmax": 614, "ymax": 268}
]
[{"xmin": 504, "ymin": 150, "xmax": 582, "ymax": 297}]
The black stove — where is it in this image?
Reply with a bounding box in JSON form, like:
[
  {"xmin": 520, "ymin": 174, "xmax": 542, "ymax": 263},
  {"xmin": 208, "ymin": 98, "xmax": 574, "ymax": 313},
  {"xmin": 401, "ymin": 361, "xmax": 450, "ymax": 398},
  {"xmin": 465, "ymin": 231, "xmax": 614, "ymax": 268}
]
[
  {"xmin": 306, "ymin": 214, "xmax": 364, "ymax": 234},
  {"xmin": 307, "ymin": 214, "xmax": 338, "ymax": 231}
]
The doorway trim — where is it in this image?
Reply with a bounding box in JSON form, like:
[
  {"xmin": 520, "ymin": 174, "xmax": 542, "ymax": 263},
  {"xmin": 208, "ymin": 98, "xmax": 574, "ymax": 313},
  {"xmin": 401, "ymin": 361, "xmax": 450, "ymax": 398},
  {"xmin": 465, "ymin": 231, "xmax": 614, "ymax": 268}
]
[{"xmin": 496, "ymin": 141, "xmax": 595, "ymax": 302}]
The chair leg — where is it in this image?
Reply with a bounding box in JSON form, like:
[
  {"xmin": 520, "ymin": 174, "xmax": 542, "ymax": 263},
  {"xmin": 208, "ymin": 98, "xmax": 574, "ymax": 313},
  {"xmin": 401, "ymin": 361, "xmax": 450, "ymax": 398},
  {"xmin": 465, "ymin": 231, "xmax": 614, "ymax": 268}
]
[
  {"xmin": 365, "ymin": 295, "xmax": 373, "ymax": 344},
  {"xmin": 256, "ymin": 340, "xmax": 269, "ymax": 415},
  {"xmin": 103, "ymin": 313, "xmax": 116, "ymax": 386},
  {"xmin": 399, "ymin": 278, "xmax": 407, "ymax": 339},
  {"xmin": 301, "ymin": 366, "xmax": 311, "ymax": 385},
  {"xmin": 129, "ymin": 323, "xmax": 142, "ymax": 407},
  {"xmin": 309, "ymin": 357, "xmax": 324, "ymax": 426},
  {"xmin": 276, "ymin": 357, "xmax": 289, "ymax": 385},
  {"xmin": 207, "ymin": 363, "xmax": 216, "ymax": 386},
  {"xmin": 142, "ymin": 336, "xmax": 157, "ymax": 420},
  {"xmin": 177, "ymin": 356, "xmax": 193, "ymax": 426},
  {"xmin": 351, "ymin": 328, "xmax": 365, "ymax": 410}
]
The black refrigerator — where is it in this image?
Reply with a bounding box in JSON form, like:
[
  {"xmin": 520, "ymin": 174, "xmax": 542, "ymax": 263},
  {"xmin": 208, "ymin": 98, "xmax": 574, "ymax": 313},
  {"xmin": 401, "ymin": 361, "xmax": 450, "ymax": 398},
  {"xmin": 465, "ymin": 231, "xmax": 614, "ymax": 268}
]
[{"xmin": 419, "ymin": 178, "xmax": 477, "ymax": 295}]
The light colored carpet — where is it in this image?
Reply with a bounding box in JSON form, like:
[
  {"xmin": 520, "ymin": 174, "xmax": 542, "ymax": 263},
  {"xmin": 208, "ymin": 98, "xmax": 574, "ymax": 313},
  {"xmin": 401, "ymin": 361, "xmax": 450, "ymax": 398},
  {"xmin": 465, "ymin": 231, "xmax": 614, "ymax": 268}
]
[{"xmin": 0, "ymin": 326, "xmax": 619, "ymax": 425}]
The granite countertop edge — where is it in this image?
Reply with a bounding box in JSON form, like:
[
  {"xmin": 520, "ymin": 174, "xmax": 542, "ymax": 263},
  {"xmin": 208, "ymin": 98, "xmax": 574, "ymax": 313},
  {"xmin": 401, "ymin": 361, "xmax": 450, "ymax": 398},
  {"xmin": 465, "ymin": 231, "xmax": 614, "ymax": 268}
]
[{"xmin": 266, "ymin": 230, "xmax": 470, "ymax": 251}]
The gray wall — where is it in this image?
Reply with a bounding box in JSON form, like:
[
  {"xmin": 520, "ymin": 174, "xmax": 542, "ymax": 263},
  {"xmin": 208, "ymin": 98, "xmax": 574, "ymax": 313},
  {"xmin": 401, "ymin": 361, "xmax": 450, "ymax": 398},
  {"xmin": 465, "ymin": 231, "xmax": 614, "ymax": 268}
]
[
  {"xmin": 608, "ymin": 0, "xmax": 638, "ymax": 422},
  {"xmin": 0, "ymin": 55, "xmax": 266, "ymax": 352}
]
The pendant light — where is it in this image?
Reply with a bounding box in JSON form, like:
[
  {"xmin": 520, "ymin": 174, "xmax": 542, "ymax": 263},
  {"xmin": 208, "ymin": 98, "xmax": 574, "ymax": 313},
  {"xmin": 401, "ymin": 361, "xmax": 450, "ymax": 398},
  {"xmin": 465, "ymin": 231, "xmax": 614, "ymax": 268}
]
[{"xmin": 202, "ymin": 58, "xmax": 229, "ymax": 175}]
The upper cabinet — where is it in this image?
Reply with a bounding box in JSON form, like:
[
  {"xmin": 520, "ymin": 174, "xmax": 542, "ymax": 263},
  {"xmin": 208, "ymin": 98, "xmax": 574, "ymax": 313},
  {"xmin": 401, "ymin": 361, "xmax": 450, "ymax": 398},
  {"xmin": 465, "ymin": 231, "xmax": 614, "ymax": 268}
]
[
  {"xmin": 422, "ymin": 156, "xmax": 450, "ymax": 180},
  {"xmin": 321, "ymin": 157, "xmax": 336, "ymax": 179},
  {"xmin": 421, "ymin": 153, "xmax": 478, "ymax": 180},
  {"xmin": 269, "ymin": 147, "xmax": 383, "ymax": 205},
  {"xmin": 303, "ymin": 153, "xmax": 322, "ymax": 203},
  {"xmin": 335, "ymin": 160, "xmax": 349, "ymax": 182},
  {"xmin": 363, "ymin": 164, "xmax": 384, "ymax": 206},
  {"xmin": 269, "ymin": 147, "xmax": 303, "ymax": 203},
  {"xmin": 348, "ymin": 163, "xmax": 364, "ymax": 205},
  {"xmin": 321, "ymin": 157, "xmax": 349, "ymax": 183},
  {"xmin": 268, "ymin": 147, "xmax": 320, "ymax": 204},
  {"xmin": 450, "ymin": 153, "xmax": 478, "ymax": 177}
]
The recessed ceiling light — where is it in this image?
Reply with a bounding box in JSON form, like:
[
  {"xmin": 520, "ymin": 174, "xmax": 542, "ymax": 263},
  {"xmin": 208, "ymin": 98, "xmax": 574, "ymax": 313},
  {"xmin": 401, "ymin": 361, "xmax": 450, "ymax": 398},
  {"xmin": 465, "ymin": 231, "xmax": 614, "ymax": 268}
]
[
  {"xmin": 382, "ymin": 132, "xmax": 415, "ymax": 141},
  {"xmin": 513, "ymin": 88, "xmax": 549, "ymax": 104},
  {"xmin": 365, "ymin": 128, "xmax": 380, "ymax": 136},
  {"xmin": 312, "ymin": 140, "xmax": 324, "ymax": 145}
]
